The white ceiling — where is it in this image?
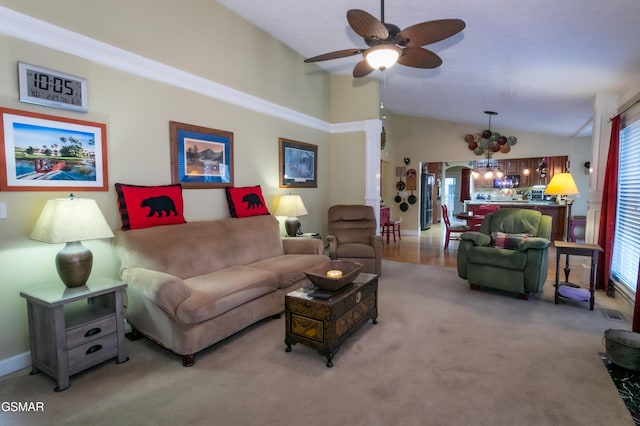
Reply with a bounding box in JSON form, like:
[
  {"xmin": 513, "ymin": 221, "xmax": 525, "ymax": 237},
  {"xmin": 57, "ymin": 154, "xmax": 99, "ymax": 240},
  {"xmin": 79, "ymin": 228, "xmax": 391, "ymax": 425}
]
[{"xmin": 217, "ymin": 0, "xmax": 640, "ymax": 137}]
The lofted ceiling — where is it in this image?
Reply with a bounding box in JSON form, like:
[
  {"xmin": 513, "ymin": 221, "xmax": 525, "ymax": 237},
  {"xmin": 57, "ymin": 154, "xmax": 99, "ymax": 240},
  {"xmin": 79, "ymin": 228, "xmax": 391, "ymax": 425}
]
[{"xmin": 217, "ymin": 0, "xmax": 640, "ymax": 138}]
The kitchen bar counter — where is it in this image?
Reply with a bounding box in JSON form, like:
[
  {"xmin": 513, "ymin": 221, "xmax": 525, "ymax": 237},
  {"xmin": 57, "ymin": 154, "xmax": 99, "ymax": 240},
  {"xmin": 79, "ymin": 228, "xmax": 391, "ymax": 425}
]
[{"xmin": 465, "ymin": 201, "xmax": 566, "ymax": 241}]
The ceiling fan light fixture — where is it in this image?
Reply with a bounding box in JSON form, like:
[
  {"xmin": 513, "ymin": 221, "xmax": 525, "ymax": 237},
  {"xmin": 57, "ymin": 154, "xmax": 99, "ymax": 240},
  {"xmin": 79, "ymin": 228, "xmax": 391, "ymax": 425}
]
[{"xmin": 365, "ymin": 45, "xmax": 401, "ymax": 70}]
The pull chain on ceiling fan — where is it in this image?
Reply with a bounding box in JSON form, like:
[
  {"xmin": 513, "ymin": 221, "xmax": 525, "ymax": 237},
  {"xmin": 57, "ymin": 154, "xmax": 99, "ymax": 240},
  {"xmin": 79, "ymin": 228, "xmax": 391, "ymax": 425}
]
[{"xmin": 304, "ymin": 0, "xmax": 466, "ymax": 78}]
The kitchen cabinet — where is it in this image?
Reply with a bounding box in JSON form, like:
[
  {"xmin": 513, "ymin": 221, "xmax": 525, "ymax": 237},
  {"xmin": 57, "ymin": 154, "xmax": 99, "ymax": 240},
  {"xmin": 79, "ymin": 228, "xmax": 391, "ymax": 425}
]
[
  {"xmin": 518, "ymin": 159, "xmax": 532, "ymax": 186},
  {"xmin": 505, "ymin": 160, "xmax": 519, "ymax": 175},
  {"xmin": 473, "ymin": 156, "xmax": 568, "ymax": 187},
  {"xmin": 548, "ymin": 156, "xmax": 568, "ymax": 183}
]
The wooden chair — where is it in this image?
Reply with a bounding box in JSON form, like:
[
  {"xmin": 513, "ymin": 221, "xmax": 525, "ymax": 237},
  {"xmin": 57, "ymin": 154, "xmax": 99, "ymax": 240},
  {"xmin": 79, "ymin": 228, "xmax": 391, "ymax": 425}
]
[
  {"xmin": 441, "ymin": 204, "xmax": 470, "ymax": 250},
  {"xmin": 469, "ymin": 204, "xmax": 501, "ymax": 231},
  {"xmin": 380, "ymin": 206, "xmax": 402, "ymax": 243}
]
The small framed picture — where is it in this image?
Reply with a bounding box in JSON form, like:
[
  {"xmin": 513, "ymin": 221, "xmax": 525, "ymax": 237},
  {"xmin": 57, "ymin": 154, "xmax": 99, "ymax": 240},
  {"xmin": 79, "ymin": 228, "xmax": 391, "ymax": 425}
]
[
  {"xmin": 279, "ymin": 138, "xmax": 317, "ymax": 188},
  {"xmin": 0, "ymin": 107, "xmax": 108, "ymax": 191},
  {"xmin": 170, "ymin": 121, "xmax": 234, "ymax": 189}
]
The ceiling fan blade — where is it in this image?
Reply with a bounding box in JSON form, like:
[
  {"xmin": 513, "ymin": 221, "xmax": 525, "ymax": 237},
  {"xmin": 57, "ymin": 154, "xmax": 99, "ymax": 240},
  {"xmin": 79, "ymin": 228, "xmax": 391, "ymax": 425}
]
[
  {"xmin": 347, "ymin": 9, "xmax": 389, "ymax": 41},
  {"xmin": 353, "ymin": 59, "xmax": 375, "ymax": 78},
  {"xmin": 304, "ymin": 48, "xmax": 364, "ymax": 63},
  {"xmin": 399, "ymin": 19, "xmax": 466, "ymax": 47},
  {"xmin": 397, "ymin": 47, "xmax": 442, "ymax": 69}
]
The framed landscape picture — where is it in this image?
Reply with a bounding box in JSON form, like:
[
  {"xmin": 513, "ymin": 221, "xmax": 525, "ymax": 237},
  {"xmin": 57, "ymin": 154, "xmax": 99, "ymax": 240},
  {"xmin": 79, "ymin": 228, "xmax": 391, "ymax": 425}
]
[
  {"xmin": 0, "ymin": 107, "xmax": 108, "ymax": 191},
  {"xmin": 170, "ymin": 121, "xmax": 234, "ymax": 189},
  {"xmin": 279, "ymin": 138, "xmax": 317, "ymax": 188}
]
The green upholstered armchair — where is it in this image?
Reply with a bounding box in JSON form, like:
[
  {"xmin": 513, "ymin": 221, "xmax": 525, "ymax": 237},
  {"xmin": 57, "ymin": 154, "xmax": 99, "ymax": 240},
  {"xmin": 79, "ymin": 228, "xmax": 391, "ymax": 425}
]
[{"xmin": 457, "ymin": 208, "xmax": 552, "ymax": 300}]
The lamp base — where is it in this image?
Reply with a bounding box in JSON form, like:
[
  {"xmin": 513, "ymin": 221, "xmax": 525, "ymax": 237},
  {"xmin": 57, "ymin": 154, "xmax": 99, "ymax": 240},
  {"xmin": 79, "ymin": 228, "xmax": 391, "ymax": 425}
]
[
  {"xmin": 284, "ymin": 217, "xmax": 300, "ymax": 237},
  {"xmin": 56, "ymin": 241, "xmax": 93, "ymax": 288}
]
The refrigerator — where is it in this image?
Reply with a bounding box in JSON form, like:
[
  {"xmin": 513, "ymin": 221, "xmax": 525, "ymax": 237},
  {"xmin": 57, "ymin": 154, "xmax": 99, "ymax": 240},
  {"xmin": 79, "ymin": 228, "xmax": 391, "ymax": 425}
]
[{"xmin": 420, "ymin": 173, "xmax": 435, "ymax": 230}]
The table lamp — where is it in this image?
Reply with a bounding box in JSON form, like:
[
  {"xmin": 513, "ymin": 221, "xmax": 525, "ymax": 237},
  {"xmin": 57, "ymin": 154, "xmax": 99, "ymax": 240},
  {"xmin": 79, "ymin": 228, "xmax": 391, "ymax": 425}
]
[
  {"xmin": 274, "ymin": 194, "xmax": 308, "ymax": 237},
  {"xmin": 30, "ymin": 194, "xmax": 114, "ymax": 288},
  {"xmin": 545, "ymin": 172, "xmax": 579, "ymax": 281},
  {"xmin": 545, "ymin": 172, "xmax": 579, "ymax": 239}
]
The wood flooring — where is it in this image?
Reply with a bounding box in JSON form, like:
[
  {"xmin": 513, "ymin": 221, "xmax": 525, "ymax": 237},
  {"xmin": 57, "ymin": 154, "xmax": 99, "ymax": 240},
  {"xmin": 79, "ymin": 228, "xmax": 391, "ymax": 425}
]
[{"xmin": 382, "ymin": 222, "xmax": 590, "ymax": 284}]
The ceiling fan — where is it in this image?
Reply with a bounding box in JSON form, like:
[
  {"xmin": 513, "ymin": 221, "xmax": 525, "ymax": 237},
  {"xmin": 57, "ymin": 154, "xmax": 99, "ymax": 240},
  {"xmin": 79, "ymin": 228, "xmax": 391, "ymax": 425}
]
[{"xmin": 304, "ymin": 0, "xmax": 465, "ymax": 78}]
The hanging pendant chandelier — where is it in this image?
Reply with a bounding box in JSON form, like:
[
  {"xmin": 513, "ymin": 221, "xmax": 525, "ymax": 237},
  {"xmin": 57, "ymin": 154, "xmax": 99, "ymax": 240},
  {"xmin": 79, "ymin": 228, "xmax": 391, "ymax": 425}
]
[
  {"xmin": 471, "ymin": 154, "xmax": 504, "ymax": 179},
  {"xmin": 464, "ymin": 111, "xmax": 518, "ymax": 179}
]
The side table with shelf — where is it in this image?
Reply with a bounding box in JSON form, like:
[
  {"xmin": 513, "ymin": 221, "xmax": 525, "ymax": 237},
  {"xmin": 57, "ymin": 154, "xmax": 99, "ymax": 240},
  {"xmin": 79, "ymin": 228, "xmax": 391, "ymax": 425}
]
[
  {"xmin": 20, "ymin": 276, "xmax": 129, "ymax": 391},
  {"xmin": 553, "ymin": 241, "xmax": 603, "ymax": 311}
]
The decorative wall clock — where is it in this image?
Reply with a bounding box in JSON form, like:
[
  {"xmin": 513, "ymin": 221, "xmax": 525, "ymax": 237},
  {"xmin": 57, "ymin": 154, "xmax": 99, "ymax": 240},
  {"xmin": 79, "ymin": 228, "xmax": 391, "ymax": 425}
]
[{"xmin": 18, "ymin": 62, "xmax": 88, "ymax": 113}]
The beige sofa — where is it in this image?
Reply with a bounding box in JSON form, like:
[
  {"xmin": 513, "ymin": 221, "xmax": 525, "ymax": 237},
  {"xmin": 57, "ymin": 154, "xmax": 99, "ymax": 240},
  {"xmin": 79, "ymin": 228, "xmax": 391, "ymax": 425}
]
[{"xmin": 113, "ymin": 215, "xmax": 329, "ymax": 366}]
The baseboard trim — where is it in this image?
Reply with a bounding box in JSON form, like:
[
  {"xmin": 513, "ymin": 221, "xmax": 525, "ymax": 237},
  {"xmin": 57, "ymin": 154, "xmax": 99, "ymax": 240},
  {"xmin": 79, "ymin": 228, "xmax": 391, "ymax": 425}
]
[{"xmin": 0, "ymin": 352, "xmax": 30, "ymax": 378}]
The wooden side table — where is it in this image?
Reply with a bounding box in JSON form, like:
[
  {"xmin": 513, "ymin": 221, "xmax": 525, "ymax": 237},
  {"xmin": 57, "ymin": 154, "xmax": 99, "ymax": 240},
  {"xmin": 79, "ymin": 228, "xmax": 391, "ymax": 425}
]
[
  {"xmin": 20, "ymin": 276, "xmax": 129, "ymax": 391},
  {"xmin": 553, "ymin": 241, "xmax": 603, "ymax": 311}
]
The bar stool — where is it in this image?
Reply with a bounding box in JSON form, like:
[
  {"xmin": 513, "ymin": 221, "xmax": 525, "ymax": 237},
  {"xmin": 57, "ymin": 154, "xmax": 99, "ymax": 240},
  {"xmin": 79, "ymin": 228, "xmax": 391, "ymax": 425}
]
[{"xmin": 380, "ymin": 206, "xmax": 402, "ymax": 243}]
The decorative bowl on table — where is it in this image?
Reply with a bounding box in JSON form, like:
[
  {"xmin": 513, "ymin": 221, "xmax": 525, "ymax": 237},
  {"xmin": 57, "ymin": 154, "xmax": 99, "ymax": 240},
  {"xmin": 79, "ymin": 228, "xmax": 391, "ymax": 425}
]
[{"xmin": 304, "ymin": 260, "xmax": 363, "ymax": 291}]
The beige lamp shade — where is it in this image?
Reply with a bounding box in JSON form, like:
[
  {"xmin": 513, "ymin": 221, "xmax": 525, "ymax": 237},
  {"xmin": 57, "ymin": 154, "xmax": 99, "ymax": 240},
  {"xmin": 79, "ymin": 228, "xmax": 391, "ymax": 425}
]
[
  {"xmin": 30, "ymin": 196, "xmax": 114, "ymax": 288},
  {"xmin": 544, "ymin": 173, "xmax": 579, "ymax": 196},
  {"xmin": 31, "ymin": 196, "xmax": 114, "ymax": 243},
  {"xmin": 274, "ymin": 195, "xmax": 308, "ymax": 218},
  {"xmin": 274, "ymin": 195, "xmax": 308, "ymax": 237}
]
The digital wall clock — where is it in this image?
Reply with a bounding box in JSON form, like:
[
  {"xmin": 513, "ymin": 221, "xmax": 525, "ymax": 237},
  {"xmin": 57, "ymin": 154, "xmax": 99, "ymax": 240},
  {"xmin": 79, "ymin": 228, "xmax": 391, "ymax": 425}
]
[{"xmin": 18, "ymin": 62, "xmax": 88, "ymax": 112}]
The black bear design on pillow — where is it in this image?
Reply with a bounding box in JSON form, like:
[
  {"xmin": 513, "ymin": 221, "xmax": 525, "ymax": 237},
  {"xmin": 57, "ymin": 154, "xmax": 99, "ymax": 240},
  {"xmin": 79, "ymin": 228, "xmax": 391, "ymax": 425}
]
[
  {"xmin": 242, "ymin": 193, "xmax": 263, "ymax": 209},
  {"xmin": 141, "ymin": 196, "xmax": 178, "ymax": 217}
]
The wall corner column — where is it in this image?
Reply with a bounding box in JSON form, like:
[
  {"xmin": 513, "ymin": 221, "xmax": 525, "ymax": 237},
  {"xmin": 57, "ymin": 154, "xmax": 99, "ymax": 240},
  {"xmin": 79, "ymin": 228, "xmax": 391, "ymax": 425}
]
[
  {"xmin": 364, "ymin": 118, "xmax": 382, "ymax": 229},
  {"xmin": 586, "ymin": 92, "xmax": 618, "ymax": 244}
]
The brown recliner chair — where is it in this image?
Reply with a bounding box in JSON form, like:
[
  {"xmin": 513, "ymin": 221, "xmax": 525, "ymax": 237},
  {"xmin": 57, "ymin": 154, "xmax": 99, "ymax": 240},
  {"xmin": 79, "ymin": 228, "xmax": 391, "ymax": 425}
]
[{"xmin": 327, "ymin": 205, "xmax": 382, "ymax": 277}]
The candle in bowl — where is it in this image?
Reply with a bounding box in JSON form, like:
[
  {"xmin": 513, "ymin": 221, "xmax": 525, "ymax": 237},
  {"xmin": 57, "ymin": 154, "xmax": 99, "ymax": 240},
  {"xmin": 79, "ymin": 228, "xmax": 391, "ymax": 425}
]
[{"xmin": 326, "ymin": 270, "xmax": 343, "ymax": 279}]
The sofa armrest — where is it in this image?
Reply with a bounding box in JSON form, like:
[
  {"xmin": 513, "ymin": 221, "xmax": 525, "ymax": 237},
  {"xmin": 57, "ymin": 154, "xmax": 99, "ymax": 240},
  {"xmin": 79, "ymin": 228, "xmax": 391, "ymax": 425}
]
[
  {"xmin": 460, "ymin": 231, "xmax": 491, "ymax": 246},
  {"xmin": 121, "ymin": 267, "xmax": 191, "ymax": 320},
  {"xmin": 518, "ymin": 237, "xmax": 551, "ymax": 251},
  {"xmin": 326, "ymin": 234, "xmax": 337, "ymax": 259},
  {"xmin": 282, "ymin": 237, "xmax": 324, "ymax": 255}
]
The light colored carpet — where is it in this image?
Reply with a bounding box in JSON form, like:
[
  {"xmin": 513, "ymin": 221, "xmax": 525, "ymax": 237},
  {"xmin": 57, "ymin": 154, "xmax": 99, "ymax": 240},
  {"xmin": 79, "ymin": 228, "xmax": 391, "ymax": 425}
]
[{"xmin": 0, "ymin": 261, "xmax": 634, "ymax": 426}]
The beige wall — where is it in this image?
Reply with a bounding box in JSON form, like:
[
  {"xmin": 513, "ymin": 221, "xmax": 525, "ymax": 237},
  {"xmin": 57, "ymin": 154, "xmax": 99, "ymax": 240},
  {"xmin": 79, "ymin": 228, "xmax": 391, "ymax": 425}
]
[{"xmin": 0, "ymin": 2, "xmax": 376, "ymax": 364}]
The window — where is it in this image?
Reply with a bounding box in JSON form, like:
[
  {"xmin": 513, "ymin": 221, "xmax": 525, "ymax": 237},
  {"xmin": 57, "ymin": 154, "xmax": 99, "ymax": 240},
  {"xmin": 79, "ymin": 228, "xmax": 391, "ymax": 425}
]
[{"xmin": 611, "ymin": 111, "xmax": 640, "ymax": 291}]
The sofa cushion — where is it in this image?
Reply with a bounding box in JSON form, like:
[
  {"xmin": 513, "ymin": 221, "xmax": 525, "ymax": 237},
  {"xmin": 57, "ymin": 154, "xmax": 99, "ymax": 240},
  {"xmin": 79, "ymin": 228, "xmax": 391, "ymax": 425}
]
[
  {"xmin": 468, "ymin": 245, "xmax": 528, "ymax": 270},
  {"xmin": 225, "ymin": 185, "xmax": 269, "ymax": 218},
  {"xmin": 491, "ymin": 232, "xmax": 532, "ymax": 250},
  {"xmin": 115, "ymin": 183, "xmax": 186, "ymax": 230},
  {"xmin": 177, "ymin": 266, "xmax": 278, "ymax": 324},
  {"xmin": 249, "ymin": 254, "xmax": 330, "ymax": 289},
  {"xmin": 113, "ymin": 215, "xmax": 285, "ymax": 279}
]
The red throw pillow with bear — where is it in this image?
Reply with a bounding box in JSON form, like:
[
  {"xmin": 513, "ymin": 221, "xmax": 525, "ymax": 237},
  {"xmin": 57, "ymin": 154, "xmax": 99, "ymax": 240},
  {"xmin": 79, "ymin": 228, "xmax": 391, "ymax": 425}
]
[
  {"xmin": 115, "ymin": 183, "xmax": 186, "ymax": 230},
  {"xmin": 225, "ymin": 185, "xmax": 270, "ymax": 218}
]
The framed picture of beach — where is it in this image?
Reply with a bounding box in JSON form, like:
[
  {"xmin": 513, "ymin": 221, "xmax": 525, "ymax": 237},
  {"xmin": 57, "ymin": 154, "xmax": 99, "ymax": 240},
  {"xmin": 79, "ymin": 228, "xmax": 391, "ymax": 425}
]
[
  {"xmin": 279, "ymin": 138, "xmax": 317, "ymax": 188},
  {"xmin": 170, "ymin": 121, "xmax": 234, "ymax": 189},
  {"xmin": 0, "ymin": 107, "xmax": 108, "ymax": 191}
]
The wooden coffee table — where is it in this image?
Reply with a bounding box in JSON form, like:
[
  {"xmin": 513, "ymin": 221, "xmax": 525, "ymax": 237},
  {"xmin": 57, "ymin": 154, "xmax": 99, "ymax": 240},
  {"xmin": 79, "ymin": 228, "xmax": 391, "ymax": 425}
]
[{"xmin": 284, "ymin": 273, "xmax": 378, "ymax": 367}]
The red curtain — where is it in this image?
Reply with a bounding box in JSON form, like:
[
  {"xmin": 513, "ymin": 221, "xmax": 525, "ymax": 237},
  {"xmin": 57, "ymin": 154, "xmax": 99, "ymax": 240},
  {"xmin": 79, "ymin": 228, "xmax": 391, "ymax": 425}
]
[
  {"xmin": 635, "ymin": 258, "xmax": 640, "ymax": 332},
  {"xmin": 460, "ymin": 169, "xmax": 471, "ymax": 202},
  {"xmin": 595, "ymin": 115, "xmax": 620, "ymax": 294}
]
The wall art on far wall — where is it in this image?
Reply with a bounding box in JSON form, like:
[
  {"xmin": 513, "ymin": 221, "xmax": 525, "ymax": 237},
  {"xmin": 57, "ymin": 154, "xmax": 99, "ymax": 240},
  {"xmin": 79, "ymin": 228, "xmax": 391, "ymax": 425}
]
[
  {"xmin": 279, "ymin": 138, "xmax": 317, "ymax": 188},
  {"xmin": 0, "ymin": 107, "xmax": 108, "ymax": 191},
  {"xmin": 170, "ymin": 121, "xmax": 234, "ymax": 189}
]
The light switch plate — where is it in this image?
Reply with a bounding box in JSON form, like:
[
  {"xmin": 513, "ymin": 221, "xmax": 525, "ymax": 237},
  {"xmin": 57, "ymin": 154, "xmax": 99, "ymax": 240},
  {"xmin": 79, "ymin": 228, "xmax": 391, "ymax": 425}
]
[{"xmin": 0, "ymin": 202, "xmax": 6, "ymax": 219}]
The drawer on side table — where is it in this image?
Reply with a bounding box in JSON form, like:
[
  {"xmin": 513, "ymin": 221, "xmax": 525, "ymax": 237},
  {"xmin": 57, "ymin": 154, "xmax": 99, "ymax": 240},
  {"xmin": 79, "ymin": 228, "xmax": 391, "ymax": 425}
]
[
  {"xmin": 66, "ymin": 314, "xmax": 117, "ymax": 347},
  {"xmin": 68, "ymin": 333, "xmax": 119, "ymax": 375}
]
